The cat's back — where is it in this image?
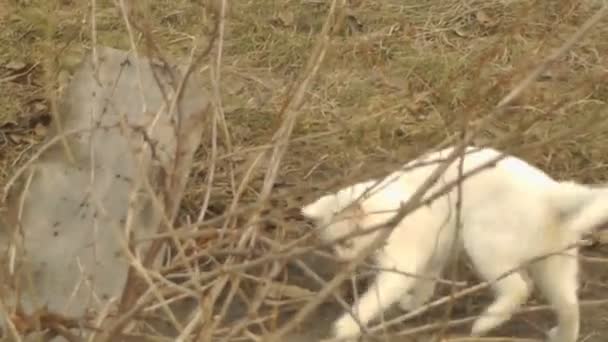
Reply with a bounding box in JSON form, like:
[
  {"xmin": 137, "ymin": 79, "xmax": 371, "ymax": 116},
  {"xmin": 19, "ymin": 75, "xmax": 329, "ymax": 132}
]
[
  {"xmin": 449, "ymin": 148, "xmax": 561, "ymax": 237},
  {"xmin": 398, "ymin": 146, "xmax": 556, "ymax": 207},
  {"xmin": 386, "ymin": 146, "xmax": 557, "ymax": 214},
  {"xmin": 438, "ymin": 146, "xmax": 556, "ymax": 189},
  {"xmin": 475, "ymin": 147, "xmax": 556, "ymax": 188}
]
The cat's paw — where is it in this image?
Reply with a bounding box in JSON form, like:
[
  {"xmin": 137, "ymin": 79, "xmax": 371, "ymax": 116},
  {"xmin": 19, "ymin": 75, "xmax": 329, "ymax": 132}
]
[
  {"xmin": 398, "ymin": 294, "xmax": 415, "ymax": 311},
  {"xmin": 399, "ymin": 284, "xmax": 435, "ymax": 311},
  {"xmin": 470, "ymin": 314, "xmax": 503, "ymax": 337},
  {"xmin": 399, "ymin": 293, "xmax": 431, "ymax": 311},
  {"xmin": 546, "ymin": 326, "xmax": 558, "ymax": 342},
  {"xmin": 332, "ymin": 315, "xmax": 361, "ymax": 341}
]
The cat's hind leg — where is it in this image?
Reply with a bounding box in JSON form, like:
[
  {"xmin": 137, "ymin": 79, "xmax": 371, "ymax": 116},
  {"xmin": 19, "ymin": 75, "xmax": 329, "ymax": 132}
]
[
  {"xmin": 465, "ymin": 232, "xmax": 534, "ymax": 336},
  {"xmin": 530, "ymin": 251, "xmax": 580, "ymax": 342}
]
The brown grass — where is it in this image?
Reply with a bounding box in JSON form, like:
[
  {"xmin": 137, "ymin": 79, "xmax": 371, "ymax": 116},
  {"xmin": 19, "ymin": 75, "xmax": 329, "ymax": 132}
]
[{"xmin": 2, "ymin": 0, "xmax": 608, "ymax": 341}]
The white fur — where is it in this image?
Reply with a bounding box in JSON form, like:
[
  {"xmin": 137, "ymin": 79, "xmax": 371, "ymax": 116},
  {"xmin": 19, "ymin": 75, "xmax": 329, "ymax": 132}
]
[{"xmin": 302, "ymin": 146, "xmax": 608, "ymax": 342}]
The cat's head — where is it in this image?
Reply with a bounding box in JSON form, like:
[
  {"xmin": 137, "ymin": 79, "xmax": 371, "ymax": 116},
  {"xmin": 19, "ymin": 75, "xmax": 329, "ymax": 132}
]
[
  {"xmin": 301, "ymin": 195, "xmax": 367, "ymax": 261},
  {"xmin": 301, "ymin": 179, "xmax": 405, "ymax": 261}
]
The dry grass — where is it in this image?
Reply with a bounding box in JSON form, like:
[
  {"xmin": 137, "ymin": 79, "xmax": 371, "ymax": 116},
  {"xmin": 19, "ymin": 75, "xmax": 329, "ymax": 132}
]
[{"xmin": 2, "ymin": 0, "xmax": 608, "ymax": 341}]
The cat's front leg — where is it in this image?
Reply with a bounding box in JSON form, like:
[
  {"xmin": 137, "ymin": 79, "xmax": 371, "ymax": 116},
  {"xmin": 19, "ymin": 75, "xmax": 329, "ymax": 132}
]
[
  {"xmin": 332, "ymin": 314, "xmax": 362, "ymax": 342},
  {"xmin": 398, "ymin": 278, "xmax": 437, "ymax": 311},
  {"xmin": 332, "ymin": 270, "xmax": 417, "ymax": 341},
  {"xmin": 398, "ymin": 258, "xmax": 443, "ymax": 311}
]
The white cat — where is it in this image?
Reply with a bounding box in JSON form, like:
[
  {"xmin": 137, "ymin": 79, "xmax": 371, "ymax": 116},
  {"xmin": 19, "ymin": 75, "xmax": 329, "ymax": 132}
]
[{"xmin": 301, "ymin": 146, "xmax": 608, "ymax": 342}]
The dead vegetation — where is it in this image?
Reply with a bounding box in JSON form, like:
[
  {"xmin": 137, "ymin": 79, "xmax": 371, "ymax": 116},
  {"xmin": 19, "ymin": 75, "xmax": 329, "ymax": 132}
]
[{"xmin": 2, "ymin": 0, "xmax": 608, "ymax": 341}]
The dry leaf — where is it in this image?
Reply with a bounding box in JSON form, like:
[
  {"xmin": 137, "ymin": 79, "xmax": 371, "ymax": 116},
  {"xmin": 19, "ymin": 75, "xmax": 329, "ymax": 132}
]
[
  {"xmin": 33, "ymin": 122, "xmax": 48, "ymax": 137},
  {"xmin": 452, "ymin": 27, "xmax": 470, "ymax": 38},
  {"xmin": 266, "ymin": 281, "xmax": 315, "ymax": 300},
  {"xmin": 276, "ymin": 10, "xmax": 295, "ymax": 27},
  {"xmin": 475, "ymin": 10, "xmax": 498, "ymax": 28},
  {"xmin": 345, "ymin": 14, "xmax": 363, "ymax": 33},
  {"xmin": 413, "ymin": 91, "xmax": 432, "ymax": 104},
  {"xmin": 538, "ymin": 64, "xmax": 570, "ymax": 82},
  {"xmin": 405, "ymin": 91, "xmax": 432, "ymax": 113},
  {"xmin": 31, "ymin": 101, "xmax": 48, "ymax": 114},
  {"xmin": 7, "ymin": 133, "xmax": 32, "ymax": 144},
  {"xmin": 5, "ymin": 60, "xmax": 27, "ymax": 71},
  {"xmin": 0, "ymin": 120, "xmax": 18, "ymax": 130}
]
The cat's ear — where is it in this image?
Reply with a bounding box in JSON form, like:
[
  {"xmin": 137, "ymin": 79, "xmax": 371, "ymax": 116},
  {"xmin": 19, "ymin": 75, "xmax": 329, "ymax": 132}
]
[
  {"xmin": 342, "ymin": 200, "xmax": 365, "ymax": 217},
  {"xmin": 301, "ymin": 194, "xmax": 336, "ymax": 222},
  {"xmin": 337, "ymin": 201, "xmax": 366, "ymax": 226}
]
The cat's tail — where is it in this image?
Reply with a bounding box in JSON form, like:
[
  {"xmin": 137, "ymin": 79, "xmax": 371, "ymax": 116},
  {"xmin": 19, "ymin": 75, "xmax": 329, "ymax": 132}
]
[{"xmin": 548, "ymin": 181, "xmax": 608, "ymax": 235}]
